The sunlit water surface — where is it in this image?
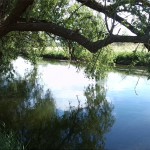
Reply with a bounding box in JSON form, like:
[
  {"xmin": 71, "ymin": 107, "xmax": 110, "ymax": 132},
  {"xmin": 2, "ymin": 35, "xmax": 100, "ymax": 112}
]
[{"xmin": 12, "ymin": 57, "xmax": 150, "ymax": 150}]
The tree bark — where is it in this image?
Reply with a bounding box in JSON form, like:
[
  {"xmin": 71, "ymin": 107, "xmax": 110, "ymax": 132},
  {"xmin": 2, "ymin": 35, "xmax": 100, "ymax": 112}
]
[
  {"xmin": 9, "ymin": 22, "xmax": 150, "ymax": 53},
  {"xmin": 0, "ymin": 0, "xmax": 34, "ymax": 37},
  {"xmin": 0, "ymin": 0, "xmax": 150, "ymax": 53}
]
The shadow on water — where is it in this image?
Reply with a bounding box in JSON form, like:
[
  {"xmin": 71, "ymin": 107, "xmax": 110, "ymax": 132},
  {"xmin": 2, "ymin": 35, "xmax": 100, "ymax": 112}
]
[{"xmin": 0, "ymin": 66, "xmax": 115, "ymax": 150}]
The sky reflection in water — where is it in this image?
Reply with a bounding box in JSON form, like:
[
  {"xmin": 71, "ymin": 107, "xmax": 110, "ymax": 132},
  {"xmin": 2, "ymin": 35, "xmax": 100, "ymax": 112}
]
[
  {"xmin": 106, "ymin": 72, "xmax": 150, "ymax": 150},
  {"xmin": 12, "ymin": 57, "xmax": 150, "ymax": 150}
]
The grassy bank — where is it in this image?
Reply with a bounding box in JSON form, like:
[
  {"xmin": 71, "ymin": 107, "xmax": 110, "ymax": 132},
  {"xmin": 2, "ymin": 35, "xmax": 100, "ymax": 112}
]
[
  {"xmin": 113, "ymin": 51, "xmax": 150, "ymax": 66},
  {"xmin": 41, "ymin": 46, "xmax": 91, "ymax": 61},
  {"xmin": 40, "ymin": 44, "xmax": 150, "ymax": 67},
  {"xmin": 111, "ymin": 43, "xmax": 150, "ymax": 66},
  {"xmin": 41, "ymin": 50, "xmax": 69, "ymax": 60}
]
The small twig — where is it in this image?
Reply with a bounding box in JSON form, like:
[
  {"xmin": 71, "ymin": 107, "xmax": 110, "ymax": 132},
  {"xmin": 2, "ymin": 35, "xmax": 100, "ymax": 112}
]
[{"xmin": 134, "ymin": 76, "xmax": 140, "ymax": 95}]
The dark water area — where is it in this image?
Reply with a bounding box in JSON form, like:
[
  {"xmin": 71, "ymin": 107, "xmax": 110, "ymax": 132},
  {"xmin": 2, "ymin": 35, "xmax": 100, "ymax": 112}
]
[{"xmin": 0, "ymin": 57, "xmax": 150, "ymax": 150}]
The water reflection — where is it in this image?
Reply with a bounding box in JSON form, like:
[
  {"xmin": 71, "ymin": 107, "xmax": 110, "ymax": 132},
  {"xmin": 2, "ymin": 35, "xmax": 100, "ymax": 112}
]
[{"xmin": 0, "ymin": 67, "xmax": 114, "ymax": 149}]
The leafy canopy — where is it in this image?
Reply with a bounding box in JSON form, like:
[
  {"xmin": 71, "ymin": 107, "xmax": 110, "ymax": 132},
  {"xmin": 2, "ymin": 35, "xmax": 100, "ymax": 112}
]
[{"xmin": 0, "ymin": 0, "xmax": 150, "ymax": 75}]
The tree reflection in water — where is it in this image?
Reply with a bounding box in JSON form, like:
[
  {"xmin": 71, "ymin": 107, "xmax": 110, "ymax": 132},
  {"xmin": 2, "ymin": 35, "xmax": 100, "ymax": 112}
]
[{"xmin": 0, "ymin": 69, "xmax": 115, "ymax": 150}]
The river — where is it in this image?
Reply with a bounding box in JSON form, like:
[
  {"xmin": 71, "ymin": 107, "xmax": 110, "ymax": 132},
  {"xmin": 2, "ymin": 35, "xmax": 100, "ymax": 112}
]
[{"xmin": 1, "ymin": 57, "xmax": 150, "ymax": 150}]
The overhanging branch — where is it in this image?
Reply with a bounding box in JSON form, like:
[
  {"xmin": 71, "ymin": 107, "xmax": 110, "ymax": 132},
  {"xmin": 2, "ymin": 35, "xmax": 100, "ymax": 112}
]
[
  {"xmin": 0, "ymin": 0, "xmax": 34, "ymax": 37},
  {"xmin": 10, "ymin": 22, "xmax": 97, "ymax": 53},
  {"xmin": 10, "ymin": 22, "xmax": 150, "ymax": 53},
  {"xmin": 4, "ymin": 0, "xmax": 34, "ymax": 25},
  {"xmin": 76, "ymin": 0, "xmax": 139, "ymax": 35}
]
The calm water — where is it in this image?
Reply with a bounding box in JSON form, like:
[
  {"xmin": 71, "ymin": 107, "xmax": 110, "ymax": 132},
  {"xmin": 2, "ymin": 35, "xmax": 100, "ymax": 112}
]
[{"xmin": 1, "ymin": 57, "xmax": 150, "ymax": 149}]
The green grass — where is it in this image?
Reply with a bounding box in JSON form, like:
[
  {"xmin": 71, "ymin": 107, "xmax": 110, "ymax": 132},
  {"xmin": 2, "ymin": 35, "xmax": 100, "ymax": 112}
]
[
  {"xmin": 111, "ymin": 43, "xmax": 150, "ymax": 66},
  {"xmin": 42, "ymin": 50, "xmax": 69, "ymax": 60},
  {"xmin": 41, "ymin": 47, "xmax": 69, "ymax": 60},
  {"xmin": 111, "ymin": 43, "xmax": 146, "ymax": 53},
  {"xmin": 40, "ymin": 44, "xmax": 150, "ymax": 67},
  {"xmin": 41, "ymin": 46, "xmax": 91, "ymax": 61},
  {"xmin": 119, "ymin": 52, "xmax": 150, "ymax": 66}
]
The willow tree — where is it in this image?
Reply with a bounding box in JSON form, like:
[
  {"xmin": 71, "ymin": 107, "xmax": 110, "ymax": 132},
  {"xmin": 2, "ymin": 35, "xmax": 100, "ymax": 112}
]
[{"xmin": 0, "ymin": 0, "xmax": 150, "ymax": 71}]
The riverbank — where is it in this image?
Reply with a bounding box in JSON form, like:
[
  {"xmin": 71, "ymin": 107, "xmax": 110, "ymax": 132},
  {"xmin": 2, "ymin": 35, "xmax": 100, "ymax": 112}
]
[
  {"xmin": 114, "ymin": 51, "xmax": 150, "ymax": 66},
  {"xmin": 111, "ymin": 43, "xmax": 149, "ymax": 66},
  {"xmin": 40, "ymin": 44, "xmax": 150, "ymax": 67}
]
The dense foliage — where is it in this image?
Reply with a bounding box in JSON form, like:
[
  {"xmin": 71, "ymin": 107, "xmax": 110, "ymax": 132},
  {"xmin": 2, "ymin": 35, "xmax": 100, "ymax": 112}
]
[{"xmin": 0, "ymin": 0, "xmax": 150, "ymax": 74}]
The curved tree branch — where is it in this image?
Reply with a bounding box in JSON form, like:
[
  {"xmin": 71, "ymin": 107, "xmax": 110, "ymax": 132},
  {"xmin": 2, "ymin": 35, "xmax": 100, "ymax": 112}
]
[
  {"xmin": 0, "ymin": 0, "xmax": 34, "ymax": 37},
  {"xmin": 76, "ymin": 0, "xmax": 140, "ymax": 35},
  {"xmin": 0, "ymin": 0, "xmax": 150, "ymax": 53},
  {"xmin": 10, "ymin": 22, "xmax": 150, "ymax": 53}
]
